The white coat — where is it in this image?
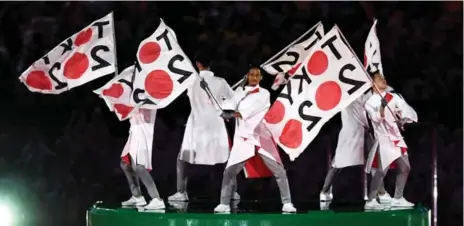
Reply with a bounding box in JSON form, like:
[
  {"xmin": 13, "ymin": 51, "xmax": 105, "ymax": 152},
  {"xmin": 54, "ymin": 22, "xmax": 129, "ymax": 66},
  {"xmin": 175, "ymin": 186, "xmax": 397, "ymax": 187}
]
[
  {"xmin": 332, "ymin": 94, "xmax": 370, "ymax": 168},
  {"xmin": 364, "ymin": 91, "xmax": 418, "ymax": 172},
  {"xmin": 222, "ymin": 85, "xmax": 279, "ymax": 169},
  {"xmin": 121, "ymin": 109, "xmax": 157, "ymax": 170},
  {"xmin": 332, "ymin": 86, "xmax": 397, "ymax": 168},
  {"xmin": 179, "ymin": 70, "xmax": 234, "ymax": 165}
]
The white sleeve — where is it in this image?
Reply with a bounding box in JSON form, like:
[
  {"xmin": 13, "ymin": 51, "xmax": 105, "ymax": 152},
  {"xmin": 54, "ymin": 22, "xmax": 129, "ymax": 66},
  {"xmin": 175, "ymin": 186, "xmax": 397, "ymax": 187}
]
[
  {"xmin": 364, "ymin": 101, "xmax": 384, "ymax": 124},
  {"xmin": 394, "ymin": 94, "xmax": 418, "ymax": 123},
  {"xmin": 220, "ymin": 79, "xmax": 235, "ymax": 101},
  {"xmin": 239, "ymin": 91, "xmax": 271, "ymax": 120}
]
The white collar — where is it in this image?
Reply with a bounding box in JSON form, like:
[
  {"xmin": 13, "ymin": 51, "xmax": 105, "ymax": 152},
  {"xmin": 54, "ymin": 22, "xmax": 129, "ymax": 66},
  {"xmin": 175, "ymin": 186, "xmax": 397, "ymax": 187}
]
[
  {"xmin": 199, "ymin": 70, "xmax": 214, "ymax": 78},
  {"xmin": 244, "ymin": 85, "xmax": 260, "ymax": 91}
]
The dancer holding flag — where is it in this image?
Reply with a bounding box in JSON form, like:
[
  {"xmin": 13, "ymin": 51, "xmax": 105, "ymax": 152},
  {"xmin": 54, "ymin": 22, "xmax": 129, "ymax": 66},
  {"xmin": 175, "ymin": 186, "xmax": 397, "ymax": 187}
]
[
  {"xmin": 120, "ymin": 108, "xmax": 165, "ymax": 210},
  {"xmin": 214, "ymin": 66, "xmax": 296, "ymax": 213},
  {"xmin": 319, "ymin": 91, "xmax": 393, "ymax": 203},
  {"xmin": 319, "ymin": 92, "xmax": 373, "ymax": 201},
  {"xmin": 362, "ymin": 19, "xmax": 403, "ymax": 204},
  {"xmin": 364, "ymin": 71, "xmax": 417, "ymax": 209},
  {"xmin": 168, "ymin": 51, "xmax": 239, "ymax": 202}
]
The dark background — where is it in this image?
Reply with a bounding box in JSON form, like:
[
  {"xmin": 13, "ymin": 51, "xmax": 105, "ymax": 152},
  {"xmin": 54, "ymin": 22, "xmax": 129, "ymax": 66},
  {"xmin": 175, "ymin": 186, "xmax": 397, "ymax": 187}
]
[{"xmin": 0, "ymin": 1, "xmax": 461, "ymax": 226}]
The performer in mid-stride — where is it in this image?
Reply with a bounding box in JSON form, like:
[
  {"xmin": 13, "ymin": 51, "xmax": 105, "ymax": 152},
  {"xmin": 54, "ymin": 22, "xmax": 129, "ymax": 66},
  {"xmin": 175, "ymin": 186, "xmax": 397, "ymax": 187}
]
[
  {"xmin": 319, "ymin": 92, "xmax": 371, "ymax": 201},
  {"xmin": 320, "ymin": 90, "xmax": 393, "ymax": 204},
  {"xmin": 364, "ymin": 71, "xmax": 417, "ymax": 209},
  {"xmin": 214, "ymin": 66, "xmax": 296, "ymax": 213},
  {"xmin": 120, "ymin": 109, "xmax": 165, "ymax": 210},
  {"xmin": 168, "ymin": 51, "xmax": 240, "ymax": 202}
]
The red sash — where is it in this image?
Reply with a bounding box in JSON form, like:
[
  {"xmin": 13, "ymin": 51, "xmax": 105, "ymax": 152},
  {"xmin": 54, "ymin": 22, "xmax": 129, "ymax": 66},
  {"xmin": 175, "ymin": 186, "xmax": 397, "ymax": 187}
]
[
  {"xmin": 121, "ymin": 154, "xmax": 152, "ymax": 172},
  {"xmin": 244, "ymin": 145, "xmax": 274, "ymax": 178},
  {"xmin": 231, "ymin": 137, "xmax": 273, "ymax": 178},
  {"xmin": 235, "ymin": 86, "xmax": 273, "ymax": 178},
  {"xmin": 371, "ymin": 93, "xmax": 405, "ymax": 169},
  {"xmin": 371, "ymin": 140, "xmax": 407, "ymax": 169}
]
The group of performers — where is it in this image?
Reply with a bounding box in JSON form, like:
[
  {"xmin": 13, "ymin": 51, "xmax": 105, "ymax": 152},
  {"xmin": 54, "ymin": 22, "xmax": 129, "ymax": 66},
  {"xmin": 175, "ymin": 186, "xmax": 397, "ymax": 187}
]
[{"xmin": 118, "ymin": 52, "xmax": 418, "ymax": 213}]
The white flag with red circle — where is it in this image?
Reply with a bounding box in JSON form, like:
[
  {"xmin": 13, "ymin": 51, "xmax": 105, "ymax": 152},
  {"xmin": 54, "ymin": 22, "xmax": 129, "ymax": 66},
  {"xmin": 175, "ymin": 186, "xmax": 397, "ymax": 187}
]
[
  {"xmin": 19, "ymin": 12, "xmax": 116, "ymax": 94},
  {"xmin": 364, "ymin": 19, "xmax": 383, "ymax": 75},
  {"xmin": 94, "ymin": 65, "xmax": 137, "ymax": 121},
  {"xmin": 129, "ymin": 19, "xmax": 198, "ymax": 109},
  {"xmin": 263, "ymin": 26, "xmax": 372, "ymax": 161},
  {"xmin": 262, "ymin": 22, "xmax": 324, "ymax": 90}
]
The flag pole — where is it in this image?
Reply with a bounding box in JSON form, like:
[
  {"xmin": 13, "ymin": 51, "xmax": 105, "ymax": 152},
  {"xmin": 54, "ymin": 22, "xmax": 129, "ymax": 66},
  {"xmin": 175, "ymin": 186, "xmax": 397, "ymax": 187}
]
[
  {"xmin": 335, "ymin": 25, "xmax": 401, "ymax": 123},
  {"xmin": 110, "ymin": 12, "xmax": 119, "ymax": 77},
  {"xmin": 327, "ymin": 136, "xmax": 333, "ymax": 196}
]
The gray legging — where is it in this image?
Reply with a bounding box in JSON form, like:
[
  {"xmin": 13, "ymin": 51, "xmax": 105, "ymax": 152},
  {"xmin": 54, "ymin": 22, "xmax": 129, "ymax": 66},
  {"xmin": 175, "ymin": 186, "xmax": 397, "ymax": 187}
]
[
  {"xmin": 321, "ymin": 167, "xmax": 388, "ymax": 194},
  {"xmin": 121, "ymin": 155, "xmax": 160, "ymax": 199},
  {"xmin": 175, "ymin": 158, "xmax": 238, "ymax": 194},
  {"xmin": 368, "ymin": 155, "xmax": 411, "ymax": 201},
  {"xmin": 321, "ymin": 128, "xmax": 386, "ymax": 194},
  {"xmin": 219, "ymin": 154, "xmax": 291, "ymax": 205}
]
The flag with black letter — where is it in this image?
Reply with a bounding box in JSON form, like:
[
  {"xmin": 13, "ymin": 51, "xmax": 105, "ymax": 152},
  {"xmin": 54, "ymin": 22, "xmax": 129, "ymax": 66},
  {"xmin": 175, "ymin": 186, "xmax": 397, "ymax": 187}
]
[
  {"xmin": 262, "ymin": 22, "xmax": 324, "ymax": 90},
  {"xmin": 364, "ymin": 19, "xmax": 383, "ymax": 75},
  {"xmin": 129, "ymin": 19, "xmax": 198, "ymax": 109},
  {"xmin": 19, "ymin": 12, "xmax": 116, "ymax": 94},
  {"xmin": 94, "ymin": 65, "xmax": 136, "ymax": 121},
  {"xmin": 263, "ymin": 26, "xmax": 372, "ymax": 161}
]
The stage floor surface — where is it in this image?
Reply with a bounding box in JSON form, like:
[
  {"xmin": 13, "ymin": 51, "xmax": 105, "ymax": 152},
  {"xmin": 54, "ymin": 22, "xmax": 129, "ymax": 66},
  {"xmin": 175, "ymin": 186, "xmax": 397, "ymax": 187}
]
[{"xmin": 87, "ymin": 200, "xmax": 430, "ymax": 226}]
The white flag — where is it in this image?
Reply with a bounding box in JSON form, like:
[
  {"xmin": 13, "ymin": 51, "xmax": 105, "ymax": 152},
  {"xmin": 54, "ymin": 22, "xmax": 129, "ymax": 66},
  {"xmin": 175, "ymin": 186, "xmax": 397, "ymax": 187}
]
[
  {"xmin": 94, "ymin": 65, "xmax": 137, "ymax": 121},
  {"xmin": 129, "ymin": 19, "xmax": 198, "ymax": 109},
  {"xmin": 19, "ymin": 12, "xmax": 116, "ymax": 94},
  {"xmin": 263, "ymin": 26, "xmax": 372, "ymax": 161},
  {"xmin": 364, "ymin": 19, "xmax": 383, "ymax": 75},
  {"xmin": 262, "ymin": 22, "xmax": 324, "ymax": 90}
]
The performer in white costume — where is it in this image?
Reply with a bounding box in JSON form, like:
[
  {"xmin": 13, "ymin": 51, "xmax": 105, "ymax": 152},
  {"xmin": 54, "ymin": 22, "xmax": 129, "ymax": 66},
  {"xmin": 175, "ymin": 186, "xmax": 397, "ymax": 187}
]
[
  {"xmin": 319, "ymin": 94, "xmax": 371, "ymax": 200},
  {"xmin": 320, "ymin": 88, "xmax": 394, "ymax": 204},
  {"xmin": 168, "ymin": 52, "xmax": 240, "ymax": 202},
  {"xmin": 214, "ymin": 66, "xmax": 296, "ymax": 213},
  {"xmin": 120, "ymin": 109, "xmax": 165, "ymax": 210},
  {"xmin": 364, "ymin": 71, "xmax": 417, "ymax": 209}
]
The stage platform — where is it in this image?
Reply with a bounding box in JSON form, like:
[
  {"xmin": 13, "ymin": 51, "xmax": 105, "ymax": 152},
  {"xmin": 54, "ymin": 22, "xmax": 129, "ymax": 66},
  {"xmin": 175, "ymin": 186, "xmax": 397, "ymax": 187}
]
[{"xmin": 87, "ymin": 200, "xmax": 430, "ymax": 226}]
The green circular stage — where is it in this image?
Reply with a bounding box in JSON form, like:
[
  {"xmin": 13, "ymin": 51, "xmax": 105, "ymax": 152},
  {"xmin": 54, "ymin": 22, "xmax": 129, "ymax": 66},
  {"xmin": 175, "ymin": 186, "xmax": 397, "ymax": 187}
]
[{"xmin": 87, "ymin": 201, "xmax": 430, "ymax": 226}]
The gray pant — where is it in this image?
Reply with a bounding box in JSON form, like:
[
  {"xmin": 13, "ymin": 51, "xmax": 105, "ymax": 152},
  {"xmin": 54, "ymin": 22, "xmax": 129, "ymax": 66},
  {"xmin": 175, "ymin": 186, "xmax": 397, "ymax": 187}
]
[
  {"xmin": 121, "ymin": 156, "xmax": 160, "ymax": 199},
  {"xmin": 368, "ymin": 155, "xmax": 410, "ymax": 201},
  {"xmin": 321, "ymin": 167, "xmax": 387, "ymax": 194},
  {"xmin": 176, "ymin": 158, "xmax": 239, "ymax": 194},
  {"xmin": 371, "ymin": 168, "xmax": 386, "ymax": 194},
  {"xmin": 219, "ymin": 154, "xmax": 291, "ymax": 205},
  {"xmin": 321, "ymin": 128, "xmax": 383, "ymax": 194}
]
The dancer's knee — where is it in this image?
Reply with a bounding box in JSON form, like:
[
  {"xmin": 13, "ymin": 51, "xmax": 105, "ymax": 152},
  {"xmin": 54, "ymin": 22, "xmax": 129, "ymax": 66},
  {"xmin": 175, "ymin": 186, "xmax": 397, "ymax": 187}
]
[
  {"xmin": 120, "ymin": 161, "xmax": 130, "ymax": 170},
  {"xmin": 134, "ymin": 164, "xmax": 146, "ymax": 174},
  {"xmin": 374, "ymin": 168, "xmax": 387, "ymax": 177},
  {"xmin": 399, "ymin": 164, "xmax": 410, "ymax": 175},
  {"xmin": 397, "ymin": 157, "xmax": 411, "ymax": 174},
  {"xmin": 223, "ymin": 167, "xmax": 237, "ymax": 179}
]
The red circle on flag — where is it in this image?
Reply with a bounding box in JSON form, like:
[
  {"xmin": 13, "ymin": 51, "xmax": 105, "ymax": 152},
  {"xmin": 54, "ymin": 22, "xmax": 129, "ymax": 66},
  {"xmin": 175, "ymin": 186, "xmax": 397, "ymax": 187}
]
[
  {"xmin": 264, "ymin": 100, "xmax": 285, "ymax": 124},
  {"xmin": 145, "ymin": 70, "xmax": 173, "ymax": 99},
  {"xmin": 279, "ymin": 119, "xmax": 303, "ymax": 149},
  {"xmin": 114, "ymin": 104, "xmax": 134, "ymax": 119},
  {"xmin": 315, "ymin": 81, "xmax": 342, "ymax": 111},
  {"xmin": 288, "ymin": 63, "xmax": 301, "ymax": 76},
  {"xmin": 139, "ymin": 42, "xmax": 161, "ymax": 64},
  {"xmin": 75, "ymin": 28, "xmax": 93, "ymax": 46},
  {"xmin": 64, "ymin": 52, "xmax": 89, "ymax": 79},
  {"xmin": 307, "ymin": 50, "xmax": 328, "ymax": 76},
  {"xmin": 25, "ymin": 71, "xmax": 53, "ymax": 90},
  {"xmin": 102, "ymin": 83, "xmax": 124, "ymax": 98}
]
